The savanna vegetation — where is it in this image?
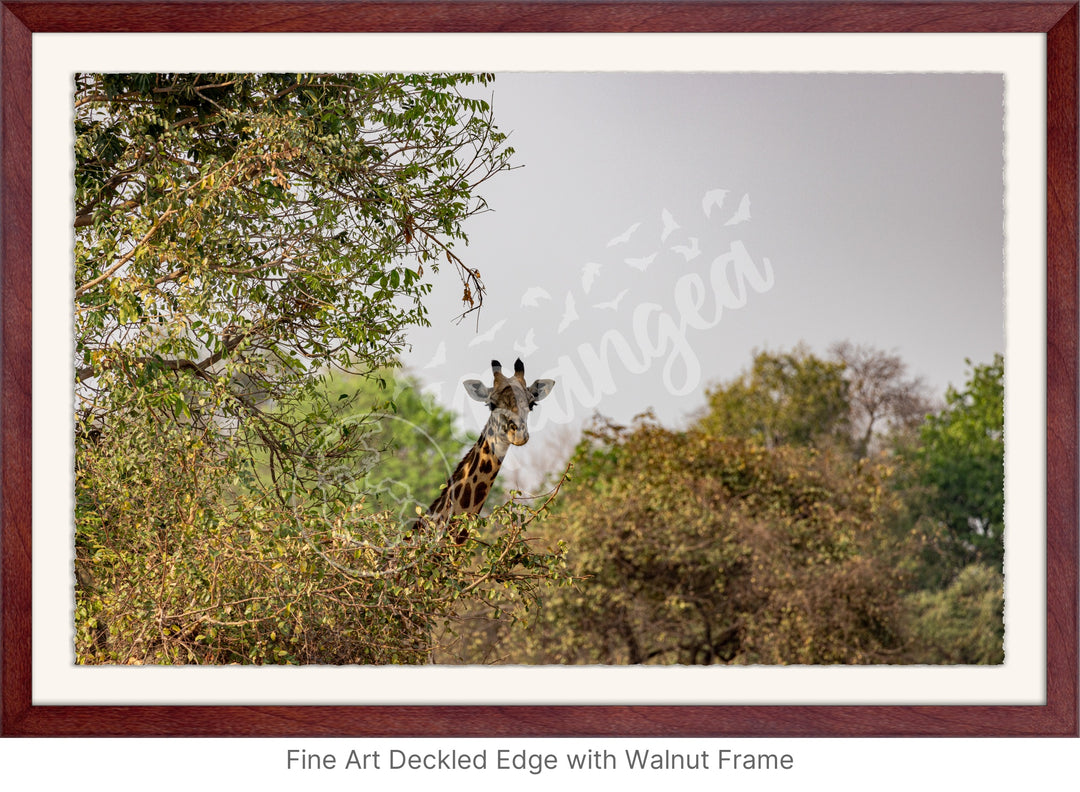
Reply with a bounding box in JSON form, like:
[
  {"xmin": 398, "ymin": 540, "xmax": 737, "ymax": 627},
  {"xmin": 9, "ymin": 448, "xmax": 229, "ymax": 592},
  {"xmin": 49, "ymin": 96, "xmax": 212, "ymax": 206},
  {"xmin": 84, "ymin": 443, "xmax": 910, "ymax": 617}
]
[
  {"xmin": 74, "ymin": 73, "xmax": 1004, "ymax": 666},
  {"xmin": 450, "ymin": 347, "xmax": 1005, "ymax": 666},
  {"xmin": 74, "ymin": 73, "xmax": 570, "ymax": 665}
]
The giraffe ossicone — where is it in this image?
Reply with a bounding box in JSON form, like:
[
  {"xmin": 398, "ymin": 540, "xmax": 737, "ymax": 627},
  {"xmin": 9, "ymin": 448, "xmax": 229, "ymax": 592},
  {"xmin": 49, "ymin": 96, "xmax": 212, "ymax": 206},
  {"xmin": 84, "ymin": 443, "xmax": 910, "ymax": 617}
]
[{"xmin": 426, "ymin": 357, "xmax": 555, "ymax": 544}]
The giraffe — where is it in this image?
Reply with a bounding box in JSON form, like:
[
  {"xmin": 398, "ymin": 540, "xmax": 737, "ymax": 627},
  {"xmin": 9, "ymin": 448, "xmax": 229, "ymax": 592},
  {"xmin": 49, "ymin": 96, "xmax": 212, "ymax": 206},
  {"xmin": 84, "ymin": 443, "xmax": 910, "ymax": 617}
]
[{"xmin": 423, "ymin": 358, "xmax": 555, "ymax": 544}]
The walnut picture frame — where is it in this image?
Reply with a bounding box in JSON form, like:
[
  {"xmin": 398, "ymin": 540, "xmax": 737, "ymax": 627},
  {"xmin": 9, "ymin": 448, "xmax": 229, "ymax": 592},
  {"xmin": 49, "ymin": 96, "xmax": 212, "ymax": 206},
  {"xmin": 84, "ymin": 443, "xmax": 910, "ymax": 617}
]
[{"xmin": 1, "ymin": 1, "xmax": 1076, "ymax": 737}]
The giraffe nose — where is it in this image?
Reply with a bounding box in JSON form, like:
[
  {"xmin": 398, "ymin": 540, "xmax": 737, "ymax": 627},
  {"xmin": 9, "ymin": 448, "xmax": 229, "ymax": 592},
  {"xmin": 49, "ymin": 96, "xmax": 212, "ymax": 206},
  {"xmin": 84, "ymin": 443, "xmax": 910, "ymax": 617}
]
[{"xmin": 508, "ymin": 420, "xmax": 528, "ymax": 445}]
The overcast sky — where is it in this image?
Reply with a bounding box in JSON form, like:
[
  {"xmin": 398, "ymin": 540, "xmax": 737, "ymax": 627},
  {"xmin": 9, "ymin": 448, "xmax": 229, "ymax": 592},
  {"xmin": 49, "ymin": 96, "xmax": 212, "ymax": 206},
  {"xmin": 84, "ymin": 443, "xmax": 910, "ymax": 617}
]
[{"xmin": 395, "ymin": 72, "xmax": 1005, "ymax": 484}]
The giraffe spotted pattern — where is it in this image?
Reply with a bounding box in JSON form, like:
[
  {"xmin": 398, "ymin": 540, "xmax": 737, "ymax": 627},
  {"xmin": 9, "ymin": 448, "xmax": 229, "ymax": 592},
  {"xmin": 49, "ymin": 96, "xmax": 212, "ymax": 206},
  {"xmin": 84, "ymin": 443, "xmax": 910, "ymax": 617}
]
[{"xmin": 425, "ymin": 358, "xmax": 555, "ymax": 543}]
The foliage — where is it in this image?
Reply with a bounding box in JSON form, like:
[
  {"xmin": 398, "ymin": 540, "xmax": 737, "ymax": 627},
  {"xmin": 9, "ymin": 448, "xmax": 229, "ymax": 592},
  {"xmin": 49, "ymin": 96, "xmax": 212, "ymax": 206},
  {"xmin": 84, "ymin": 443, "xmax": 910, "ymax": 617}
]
[
  {"xmin": 318, "ymin": 368, "xmax": 481, "ymax": 521},
  {"xmin": 73, "ymin": 73, "xmax": 574, "ymax": 665},
  {"xmin": 75, "ymin": 402, "xmax": 570, "ymax": 665},
  {"xmin": 905, "ymin": 564, "xmax": 1004, "ymax": 664},
  {"xmin": 910, "ymin": 355, "xmax": 1004, "ymax": 572},
  {"xmin": 697, "ymin": 345, "xmax": 851, "ymax": 452},
  {"xmin": 433, "ymin": 476, "xmax": 576, "ymax": 664},
  {"xmin": 75, "ymin": 72, "xmax": 511, "ymax": 479},
  {"xmin": 453, "ymin": 344, "xmax": 1004, "ymax": 666},
  {"xmin": 699, "ymin": 343, "xmax": 936, "ymax": 460},
  {"xmin": 468, "ymin": 415, "xmax": 910, "ymax": 665}
]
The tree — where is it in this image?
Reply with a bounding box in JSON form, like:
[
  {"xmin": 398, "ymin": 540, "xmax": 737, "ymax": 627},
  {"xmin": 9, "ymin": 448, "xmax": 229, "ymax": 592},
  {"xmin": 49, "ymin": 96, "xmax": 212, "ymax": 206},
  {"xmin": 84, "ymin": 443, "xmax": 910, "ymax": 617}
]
[
  {"xmin": 830, "ymin": 341, "xmax": 936, "ymax": 458},
  {"xmin": 906, "ymin": 563, "xmax": 1004, "ymax": 663},
  {"xmin": 76, "ymin": 406, "xmax": 570, "ymax": 665},
  {"xmin": 319, "ymin": 368, "xmax": 482, "ymax": 521},
  {"xmin": 73, "ymin": 73, "xmax": 571, "ymax": 665},
  {"xmin": 699, "ymin": 342, "xmax": 939, "ymax": 461},
  {"xmin": 697, "ymin": 345, "xmax": 851, "ymax": 451},
  {"xmin": 469, "ymin": 415, "xmax": 910, "ymax": 665},
  {"xmin": 75, "ymin": 73, "xmax": 511, "ymax": 476},
  {"xmin": 911, "ymin": 355, "xmax": 1004, "ymax": 571}
]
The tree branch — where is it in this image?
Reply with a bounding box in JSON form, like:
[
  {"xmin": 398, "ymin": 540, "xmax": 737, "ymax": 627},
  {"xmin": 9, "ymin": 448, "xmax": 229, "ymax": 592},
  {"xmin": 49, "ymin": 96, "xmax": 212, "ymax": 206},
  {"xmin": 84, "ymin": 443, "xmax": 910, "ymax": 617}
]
[
  {"xmin": 75, "ymin": 328, "xmax": 250, "ymax": 384},
  {"xmin": 75, "ymin": 209, "xmax": 177, "ymax": 299}
]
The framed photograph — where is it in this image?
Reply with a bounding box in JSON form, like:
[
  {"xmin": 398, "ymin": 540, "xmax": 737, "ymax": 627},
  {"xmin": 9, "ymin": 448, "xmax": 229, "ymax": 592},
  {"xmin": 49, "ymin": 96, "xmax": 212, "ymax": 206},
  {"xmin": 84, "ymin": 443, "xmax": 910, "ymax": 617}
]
[{"xmin": 2, "ymin": 1, "xmax": 1076, "ymax": 737}]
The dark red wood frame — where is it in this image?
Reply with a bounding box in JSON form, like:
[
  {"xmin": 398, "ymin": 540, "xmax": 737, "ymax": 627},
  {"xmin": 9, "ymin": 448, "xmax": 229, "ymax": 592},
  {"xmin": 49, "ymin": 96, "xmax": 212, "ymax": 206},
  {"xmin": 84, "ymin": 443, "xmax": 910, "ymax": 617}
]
[{"xmin": 1, "ymin": 1, "xmax": 1076, "ymax": 737}]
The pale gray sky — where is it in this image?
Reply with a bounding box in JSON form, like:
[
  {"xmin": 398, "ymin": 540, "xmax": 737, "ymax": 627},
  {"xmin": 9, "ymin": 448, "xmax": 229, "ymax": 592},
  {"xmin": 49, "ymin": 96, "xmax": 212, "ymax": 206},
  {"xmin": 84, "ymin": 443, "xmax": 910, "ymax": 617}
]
[{"xmin": 398, "ymin": 72, "xmax": 1004, "ymax": 482}]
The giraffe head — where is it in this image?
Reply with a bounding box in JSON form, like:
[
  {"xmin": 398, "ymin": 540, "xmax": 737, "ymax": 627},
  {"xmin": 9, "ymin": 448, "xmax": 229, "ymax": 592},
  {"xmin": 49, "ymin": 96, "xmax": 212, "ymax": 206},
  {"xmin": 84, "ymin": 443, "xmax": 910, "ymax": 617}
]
[{"xmin": 463, "ymin": 358, "xmax": 555, "ymax": 447}]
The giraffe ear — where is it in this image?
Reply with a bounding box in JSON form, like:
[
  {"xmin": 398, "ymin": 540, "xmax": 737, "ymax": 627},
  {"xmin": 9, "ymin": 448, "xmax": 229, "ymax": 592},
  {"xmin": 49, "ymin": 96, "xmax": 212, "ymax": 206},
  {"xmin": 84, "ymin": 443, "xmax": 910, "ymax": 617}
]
[
  {"xmin": 463, "ymin": 380, "xmax": 492, "ymax": 402},
  {"xmin": 529, "ymin": 379, "xmax": 556, "ymax": 402}
]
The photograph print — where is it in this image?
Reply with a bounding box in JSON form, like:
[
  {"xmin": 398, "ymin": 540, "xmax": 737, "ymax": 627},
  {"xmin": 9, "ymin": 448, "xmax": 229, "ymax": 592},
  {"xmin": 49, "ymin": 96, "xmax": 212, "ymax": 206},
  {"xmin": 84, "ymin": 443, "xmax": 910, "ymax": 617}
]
[{"xmin": 73, "ymin": 71, "xmax": 1005, "ymax": 667}]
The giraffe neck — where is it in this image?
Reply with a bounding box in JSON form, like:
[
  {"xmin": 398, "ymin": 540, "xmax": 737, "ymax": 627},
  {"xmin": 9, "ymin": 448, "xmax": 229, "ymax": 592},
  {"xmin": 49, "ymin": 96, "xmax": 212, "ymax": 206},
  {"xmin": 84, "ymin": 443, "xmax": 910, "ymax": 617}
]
[{"xmin": 428, "ymin": 421, "xmax": 508, "ymax": 522}]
